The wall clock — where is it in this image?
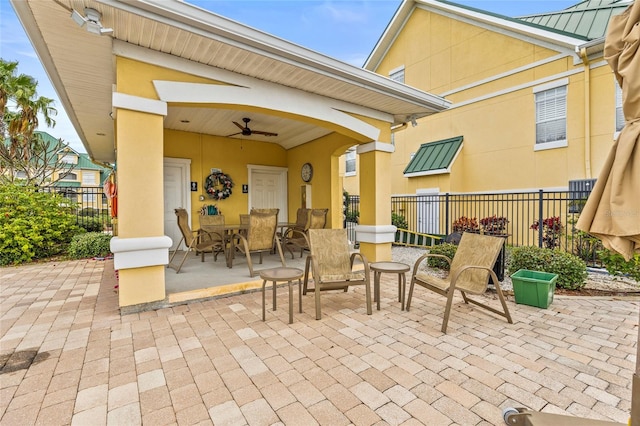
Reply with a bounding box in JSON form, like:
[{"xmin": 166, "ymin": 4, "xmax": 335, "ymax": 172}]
[{"xmin": 301, "ymin": 162, "xmax": 313, "ymax": 182}]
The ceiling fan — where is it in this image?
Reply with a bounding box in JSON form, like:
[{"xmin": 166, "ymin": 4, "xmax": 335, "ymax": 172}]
[{"xmin": 227, "ymin": 117, "xmax": 278, "ymax": 137}]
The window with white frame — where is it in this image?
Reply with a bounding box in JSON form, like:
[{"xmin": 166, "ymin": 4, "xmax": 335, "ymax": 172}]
[
  {"xmin": 389, "ymin": 66, "xmax": 405, "ymax": 84},
  {"xmin": 534, "ymin": 80, "xmax": 567, "ymax": 148},
  {"xmin": 61, "ymin": 154, "xmax": 77, "ymax": 164},
  {"xmin": 82, "ymin": 193, "xmax": 96, "ymax": 203},
  {"xmin": 82, "ymin": 172, "xmax": 97, "ymax": 185},
  {"xmin": 60, "ymin": 172, "xmax": 77, "ymax": 181},
  {"xmin": 345, "ymin": 149, "xmax": 356, "ymax": 176},
  {"xmin": 615, "ymin": 81, "xmax": 624, "ymax": 132}
]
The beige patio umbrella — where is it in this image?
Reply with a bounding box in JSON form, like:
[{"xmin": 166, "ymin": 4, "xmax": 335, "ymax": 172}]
[
  {"xmin": 576, "ymin": 2, "xmax": 639, "ymax": 426},
  {"xmin": 577, "ymin": 1, "xmax": 640, "ymax": 262}
]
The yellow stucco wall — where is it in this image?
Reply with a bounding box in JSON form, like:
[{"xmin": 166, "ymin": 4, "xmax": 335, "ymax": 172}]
[
  {"xmin": 373, "ymin": 8, "xmax": 618, "ymax": 195},
  {"xmin": 163, "ymin": 130, "xmax": 288, "ymax": 223}
]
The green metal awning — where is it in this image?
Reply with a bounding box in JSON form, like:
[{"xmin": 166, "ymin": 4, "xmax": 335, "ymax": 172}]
[{"xmin": 403, "ymin": 136, "xmax": 463, "ymax": 177}]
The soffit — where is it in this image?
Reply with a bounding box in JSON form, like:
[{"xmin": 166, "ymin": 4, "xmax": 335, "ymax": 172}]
[{"xmin": 11, "ymin": 0, "xmax": 450, "ymax": 163}]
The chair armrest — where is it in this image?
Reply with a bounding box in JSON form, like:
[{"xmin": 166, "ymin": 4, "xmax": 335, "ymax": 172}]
[
  {"xmin": 411, "ymin": 253, "xmax": 451, "ymax": 277},
  {"xmin": 350, "ymin": 252, "xmax": 370, "ymax": 281}
]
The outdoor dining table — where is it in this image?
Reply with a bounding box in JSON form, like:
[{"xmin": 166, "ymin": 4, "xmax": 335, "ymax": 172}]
[
  {"xmin": 201, "ymin": 222, "xmax": 297, "ymax": 269},
  {"xmin": 199, "ymin": 224, "xmax": 248, "ymax": 268}
]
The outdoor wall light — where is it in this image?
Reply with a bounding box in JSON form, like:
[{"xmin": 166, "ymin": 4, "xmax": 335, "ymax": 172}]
[
  {"xmin": 409, "ymin": 114, "xmax": 418, "ymax": 127},
  {"xmin": 71, "ymin": 7, "xmax": 113, "ymax": 35}
]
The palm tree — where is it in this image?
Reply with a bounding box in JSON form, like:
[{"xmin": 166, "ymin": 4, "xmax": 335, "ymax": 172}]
[{"xmin": 1, "ymin": 59, "xmax": 61, "ymax": 185}]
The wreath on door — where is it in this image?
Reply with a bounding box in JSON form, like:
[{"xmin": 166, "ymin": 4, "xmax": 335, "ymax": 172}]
[{"xmin": 205, "ymin": 172, "xmax": 234, "ymax": 200}]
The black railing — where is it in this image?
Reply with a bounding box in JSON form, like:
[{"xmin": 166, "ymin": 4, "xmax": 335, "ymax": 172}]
[
  {"xmin": 391, "ymin": 190, "xmax": 603, "ymax": 267},
  {"xmin": 344, "ymin": 194, "xmax": 360, "ymax": 243},
  {"xmin": 41, "ymin": 186, "xmax": 113, "ymax": 233}
]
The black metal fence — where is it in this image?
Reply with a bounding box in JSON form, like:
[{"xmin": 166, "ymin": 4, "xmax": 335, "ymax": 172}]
[
  {"xmin": 344, "ymin": 189, "xmax": 603, "ymax": 267},
  {"xmin": 42, "ymin": 186, "xmax": 113, "ymax": 233},
  {"xmin": 344, "ymin": 194, "xmax": 360, "ymax": 243}
]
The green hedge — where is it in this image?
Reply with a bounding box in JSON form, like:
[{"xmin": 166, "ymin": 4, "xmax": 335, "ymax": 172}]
[
  {"xmin": 507, "ymin": 246, "xmax": 587, "ymax": 290},
  {"xmin": 68, "ymin": 232, "xmax": 112, "ymax": 259},
  {"xmin": 426, "ymin": 243, "xmax": 458, "ymax": 270},
  {"xmin": 0, "ymin": 184, "xmax": 82, "ymax": 265}
]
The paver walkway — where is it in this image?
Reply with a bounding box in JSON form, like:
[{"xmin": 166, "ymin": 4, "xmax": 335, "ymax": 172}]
[{"xmin": 0, "ymin": 259, "xmax": 637, "ymax": 425}]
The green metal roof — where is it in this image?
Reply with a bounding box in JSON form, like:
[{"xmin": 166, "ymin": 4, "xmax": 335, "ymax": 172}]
[
  {"xmin": 517, "ymin": 0, "xmax": 631, "ymax": 40},
  {"xmin": 403, "ymin": 136, "xmax": 463, "ymax": 176}
]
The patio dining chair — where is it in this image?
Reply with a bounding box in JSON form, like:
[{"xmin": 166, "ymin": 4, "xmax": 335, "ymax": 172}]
[
  {"xmin": 282, "ymin": 208, "xmax": 328, "ymax": 258},
  {"xmin": 405, "ymin": 232, "xmax": 512, "ymax": 333},
  {"xmin": 198, "ymin": 214, "xmax": 227, "ymax": 262},
  {"xmin": 280, "ymin": 208, "xmax": 311, "ymax": 259},
  {"xmin": 303, "ymin": 228, "xmax": 372, "ymax": 320},
  {"xmin": 232, "ymin": 210, "xmax": 286, "ymax": 277},
  {"xmin": 168, "ymin": 208, "xmax": 226, "ymax": 273}
]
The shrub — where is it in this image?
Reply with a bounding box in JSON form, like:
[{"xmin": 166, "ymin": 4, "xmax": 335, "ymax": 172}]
[
  {"xmin": 530, "ymin": 216, "xmax": 563, "ymax": 249},
  {"xmin": 0, "ymin": 184, "xmax": 82, "ymax": 265},
  {"xmin": 452, "ymin": 216, "xmax": 479, "ymax": 233},
  {"xmin": 480, "ymin": 215, "xmax": 509, "ymax": 235},
  {"xmin": 392, "ymin": 213, "xmax": 408, "ymax": 230},
  {"xmin": 68, "ymin": 232, "xmax": 112, "ymax": 259},
  {"xmin": 426, "ymin": 243, "xmax": 458, "ymax": 270},
  {"xmin": 598, "ymin": 250, "xmax": 640, "ymax": 282},
  {"xmin": 77, "ymin": 216, "xmax": 105, "ymax": 232},
  {"xmin": 508, "ymin": 246, "xmax": 587, "ymax": 290},
  {"xmin": 345, "ymin": 210, "xmax": 359, "ymax": 223}
]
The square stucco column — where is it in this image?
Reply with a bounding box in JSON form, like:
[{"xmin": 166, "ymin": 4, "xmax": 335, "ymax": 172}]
[
  {"xmin": 110, "ymin": 94, "xmax": 170, "ymax": 307},
  {"xmin": 355, "ymin": 142, "xmax": 395, "ymax": 262}
]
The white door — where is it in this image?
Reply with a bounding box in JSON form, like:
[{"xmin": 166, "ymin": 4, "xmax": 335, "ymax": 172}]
[
  {"xmin": 164, "ymin": 158, "xmax": 191, "ymax": 250},
  {"xmin": 417, "ymin": 190, "xmax": 440, "ymax": 235},
  {"xmin": 248, "ymin": 165, "xmax": 288, "ymax": 222}
]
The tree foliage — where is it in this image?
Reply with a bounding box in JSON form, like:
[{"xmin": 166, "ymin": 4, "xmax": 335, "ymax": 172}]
[
  {"xmin": 1, "ymin": 59, "xmax": 72, "ymax": 186},
  {"xmin": 0, "ymin": 184, "xmax": 82, "ymax": 265}
]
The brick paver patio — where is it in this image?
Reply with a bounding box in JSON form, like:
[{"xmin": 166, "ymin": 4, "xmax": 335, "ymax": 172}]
[{"xmin": 0, "ymin": 258, "xmax": 637, "ymax": 425}]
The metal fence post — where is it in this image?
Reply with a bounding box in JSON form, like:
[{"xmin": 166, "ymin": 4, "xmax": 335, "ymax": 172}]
[
  {"xmin": 445, "ymin": 193, "xmax": 450, "ymax": 236},
  {"xmin": 538, "ymin": 189, "xmax": 544, "ymax": 248}
]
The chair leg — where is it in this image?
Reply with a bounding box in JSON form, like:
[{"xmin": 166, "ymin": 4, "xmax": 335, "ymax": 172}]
[
  {"xmin": 314, "ymin": 283, "xmax": 322, "ymax": 320},
  {"xmin": 302, "ymin": 256, "xmax": 312, "ymax": 295},
  {"xmin": 405, "ymin": 279, "xmax": 416, "ymax": 311},
  {"xmin": 441, "ymin": 287, "xmax": 457, "ymax": 333},
  {"xmin": 365, "ymin": 280, "xmax": 372, "ymax": 315}
]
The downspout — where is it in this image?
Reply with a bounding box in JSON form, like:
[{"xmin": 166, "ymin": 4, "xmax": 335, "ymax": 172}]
[{"xmin": 579, "ymin": 47, "xmax": 592, "ymax": 179}]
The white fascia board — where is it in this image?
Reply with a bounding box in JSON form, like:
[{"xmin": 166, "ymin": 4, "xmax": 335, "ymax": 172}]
[
  {"xmin": 415, "ymin": 0, "xmax": 586, "ymax": 51},
  {"xmin": 115, "ymin": 41, "xmax": 391, "ymax": 125},
  {"xmin": 365, "ymin": 0, "xmax": 587, "ymax": 72},
  {"xmin": 153, "ymin": 81, "xmax": 381, "ymax": 142},
  {"xmin": 404, "ymin": 169, "xmax": 449, "ymax": 178},
  {"xmin": 10, "ymin": 0, "xmax": 90, "ymax": 156},
  {"xmin": 364, "ymin": 0, "xmax": 414, "ymax": 71},
  {"xmin": 102, "ymin": 0, "xmax": 450, "ymax": 113},
  {"xmin": 112, "ymin": 92, "xmax": 167, "ymax": 116}
]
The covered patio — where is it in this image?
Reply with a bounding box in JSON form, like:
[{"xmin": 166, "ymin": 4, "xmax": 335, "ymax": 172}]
[{"xmin": 12, "ymin": 0, "xmax": 450, "ymax": 310}]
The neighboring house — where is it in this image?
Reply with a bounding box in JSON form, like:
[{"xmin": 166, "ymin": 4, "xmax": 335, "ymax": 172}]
[
  {"xmin": 13, "ymin": 0, "xmax": 450, "ymax": 309},
  {"xmin": 23, "ymin": 131, "xmax": 113, "ymax": 212},
  {"xmin": 355, "ymin": 0, "xmax": 629, "ymax": 197}
]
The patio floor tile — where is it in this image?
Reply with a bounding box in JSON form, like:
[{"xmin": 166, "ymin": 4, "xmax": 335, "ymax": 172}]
[{"xmin": 0, "ymin": 258, "xmax": 637, "ymax": 425}]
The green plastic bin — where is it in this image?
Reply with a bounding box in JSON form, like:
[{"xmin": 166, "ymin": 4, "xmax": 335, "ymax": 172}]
[{"xmin": 511, "ymin": 269, "xmax": 558, "ymax": 309}]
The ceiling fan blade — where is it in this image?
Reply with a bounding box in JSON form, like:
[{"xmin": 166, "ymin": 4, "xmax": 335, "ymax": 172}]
[
  {"xmin": 252, "ymin": 130, "xmax": 278, "ymax": 137},
  {"xmin": 226, "ymin": 132, "xmax": 243, "ymax": 137},
  {"xmin": 232, "ymin": 121, "xmax": 244, "ymax": 130}
]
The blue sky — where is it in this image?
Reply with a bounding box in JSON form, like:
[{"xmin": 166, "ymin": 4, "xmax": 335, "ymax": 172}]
[{"xmin": 1, "ymin": 0, "xmax": 578, "ymax": 152}]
